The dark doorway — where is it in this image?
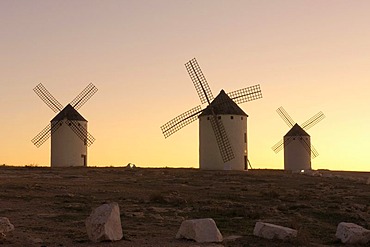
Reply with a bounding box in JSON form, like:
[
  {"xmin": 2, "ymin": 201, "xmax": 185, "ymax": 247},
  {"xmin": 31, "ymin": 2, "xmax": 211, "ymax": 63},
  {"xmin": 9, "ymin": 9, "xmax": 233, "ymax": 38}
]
[{"xmin": 81, "ymin": 154, "xmax": 87, "ymax": 167}]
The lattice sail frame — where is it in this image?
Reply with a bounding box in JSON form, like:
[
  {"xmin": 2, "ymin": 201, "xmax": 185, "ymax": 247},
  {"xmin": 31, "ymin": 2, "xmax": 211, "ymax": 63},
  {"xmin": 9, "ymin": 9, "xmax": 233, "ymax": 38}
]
[
  {"xmin": 272, "ymin": 106, "xmax": 325, "ymax": 158},
  {"xmin": 161, "ymin": 58, "xmax": 263, "ymax": 164},
  {"xmin": 34, "ymin": 83, "xmax": 63, "ymax": 113},
  {"xmin": 209, "ymin": 114, "xmax": 235, "ymax": 163},
  {"xmin": 185, "ymin": 58, "xmax": 214, "ymax": 104},
  {"xmin": 70, "ymin": 83, "xmax": 98, "ymax": 110},
  {"xmin": 32, "ymin": 83, "xmax": 97, "ymax": 147},
  {"xmin": 227, "ymin": 85, "xmax": 263, "ymax": 105},
  {"xmin": 161, "ymin": 105, "xmax": 203, "ymax": 138}
]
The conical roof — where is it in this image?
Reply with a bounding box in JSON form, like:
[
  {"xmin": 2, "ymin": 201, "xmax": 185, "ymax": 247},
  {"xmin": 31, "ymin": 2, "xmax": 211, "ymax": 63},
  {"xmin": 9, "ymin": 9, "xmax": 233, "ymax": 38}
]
[
  {"xmin": 199, "ymin": 90, "xmax": 248, "ymax": 117},
  {"xmin": 284, "ymin": 123, "xmax": 309, "ymax": 137},
  {"xmin": 51, "ymin": 104, "xmax": 87, "ymax": 122}
]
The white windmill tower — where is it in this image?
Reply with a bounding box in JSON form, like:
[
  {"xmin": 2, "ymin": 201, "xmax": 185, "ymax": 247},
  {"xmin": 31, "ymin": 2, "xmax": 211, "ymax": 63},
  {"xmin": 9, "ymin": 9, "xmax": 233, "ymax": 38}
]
[
  {"xmin": 32, "ymin": 83, "xmax": 98, "ymax": 167},
  {"xmin": 161, "ymin": 58, "xmax": 263, "ymax": 170},
  {"xmin": 272, "ymin": 107, "xmax": 325, "ymax": 171}
]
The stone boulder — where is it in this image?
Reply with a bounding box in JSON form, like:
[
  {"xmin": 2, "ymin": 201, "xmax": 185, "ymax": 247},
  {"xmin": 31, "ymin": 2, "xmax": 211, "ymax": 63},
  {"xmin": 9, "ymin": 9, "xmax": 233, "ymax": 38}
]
[
  {"xmin": 85, "ymin": 202, "xmax": 123, "ymax": 242},
  {"xmin": 253, "ymin": 222, "xmax": 297, "ymax": 240},
  {"xmin": 176, "ymin": 218, "xmax": 223, "ymax": 243},
  {"xmin": 335, "ymin": 222, "xmax": 370, "ymax": 244},
  {"xmin": 0, "ymin": 217, "xmax": 14, "ymax": 237}
]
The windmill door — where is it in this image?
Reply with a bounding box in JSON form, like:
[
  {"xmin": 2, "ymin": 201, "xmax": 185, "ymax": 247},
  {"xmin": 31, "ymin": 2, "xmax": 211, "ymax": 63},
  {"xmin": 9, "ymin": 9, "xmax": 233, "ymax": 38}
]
[{"xmin": 81, "ymin": 154, "xmax": 87, "ymax": 167}]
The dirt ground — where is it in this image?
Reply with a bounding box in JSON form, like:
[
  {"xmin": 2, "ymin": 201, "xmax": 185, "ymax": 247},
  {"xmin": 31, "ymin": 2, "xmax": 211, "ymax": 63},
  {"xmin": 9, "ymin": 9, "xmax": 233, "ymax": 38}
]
[{"xmin": 0, "ymin": 166, "xmax": 369, "ymax": 247}]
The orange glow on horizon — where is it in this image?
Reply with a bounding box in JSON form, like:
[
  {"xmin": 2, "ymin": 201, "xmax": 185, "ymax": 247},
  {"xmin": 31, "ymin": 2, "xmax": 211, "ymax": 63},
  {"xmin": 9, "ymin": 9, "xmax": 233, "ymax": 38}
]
[{"xmin": 1, "ymin": 1, "xmax": 370, "ymax": 172}]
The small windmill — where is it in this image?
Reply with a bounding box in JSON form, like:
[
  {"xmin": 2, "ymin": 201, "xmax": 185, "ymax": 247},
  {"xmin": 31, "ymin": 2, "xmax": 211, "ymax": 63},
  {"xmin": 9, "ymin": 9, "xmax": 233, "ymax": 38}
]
[
  {"xmin": 161, "ymin": 58, "xmax": 262, "ymax": 170},
  {"xmin": 272, "ymin": 106, "xmax": 325, "ymax": 171},
  {"xmin": 32, "ymin": 83, "xmax": 98, "ymax": 167}
]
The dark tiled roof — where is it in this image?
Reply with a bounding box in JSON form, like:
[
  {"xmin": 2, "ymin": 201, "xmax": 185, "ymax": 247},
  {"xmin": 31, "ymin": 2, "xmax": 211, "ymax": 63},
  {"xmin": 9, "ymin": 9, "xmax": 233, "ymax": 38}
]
[
  {"xmin": 199, "ymin": 90, "xmax": 248, "ymax": 117},
  {"xmin": 51, "ymin": 104, "xmax": 87, "ymax": 122},
  {"xmin": 284, "ymin": 123, "xmax": 310, "ymax": 137}
]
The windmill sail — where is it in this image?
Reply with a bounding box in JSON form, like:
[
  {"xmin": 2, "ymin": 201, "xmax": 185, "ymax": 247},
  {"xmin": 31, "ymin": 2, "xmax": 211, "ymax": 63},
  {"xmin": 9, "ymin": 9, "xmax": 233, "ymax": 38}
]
[
  {"xmin": 272, "ymin": 107, "xmax": 324, "ymax": 161},
  {"xmin": 185, "ymin": 58, "xmax": 214, "ymax": 104},
  {"xmin": 162, "ymin": 58, "xmax": 262, "ymax": 166},
  {"xmin": 33, "ymin": 83, "xmax": 63, "ymax": 113},
  {"xmin": 32, "ymin": 83, "xmax": 97, "ymax": 147},
  {"xmin": 209, "ymin": 114, "xmax": 235, "ymax": 163},
  {"xmin": 160, "ymin": 105, "xmax": 203, "ymax": 138},
  {"xmin": 227, "ymin": 84, "xmax": 262, "ymax": 105}
]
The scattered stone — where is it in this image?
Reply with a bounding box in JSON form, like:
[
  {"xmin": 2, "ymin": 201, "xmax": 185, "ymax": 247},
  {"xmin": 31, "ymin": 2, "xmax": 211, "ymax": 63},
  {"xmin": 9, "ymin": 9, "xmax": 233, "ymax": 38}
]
[
  {"xmin": 85, "ymin": 202, "xmax": 123, "ymax": 242},
  {"xmin": 0, "ymin": 217, "xmax": 14, "ymax": 237},
  {"xmin": 335, "ymin": 222, "xmax": 370, "ymax": 244},
  {"xmin": 253, "ymin": 222, "xmax": 297, "ymax": 240},
  {"xmin": 176, "ymin": 218, "xmax": 223, "ymax": 243}
]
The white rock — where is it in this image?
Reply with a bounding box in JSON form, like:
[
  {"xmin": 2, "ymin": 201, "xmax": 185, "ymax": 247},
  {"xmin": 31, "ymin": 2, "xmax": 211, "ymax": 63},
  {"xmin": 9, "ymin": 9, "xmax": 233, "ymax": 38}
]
[
  {"xmin": 335, "ymin": 222, "xmax": 370, "ymax": 244},
  {"xmin": 253, "ymin": 222, "xmax": 297, "ymax": 240},
  {"xmin": 85, "ymin": 202, "xmax": 123, "ymax": 242},
  {"xmin": 0, "ymin": 217, "xmax": 14, "ymax": 235},
  {"xmin": 176, "ymin": 218, "xmax": 223, "ymax": 243}
]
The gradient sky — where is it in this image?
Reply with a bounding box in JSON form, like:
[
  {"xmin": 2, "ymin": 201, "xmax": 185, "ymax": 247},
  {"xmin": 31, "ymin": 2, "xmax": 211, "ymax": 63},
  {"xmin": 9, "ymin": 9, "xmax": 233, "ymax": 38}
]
[{"xmin": 1, "ymin": 0, "xmax": 370, "ymax": 171}]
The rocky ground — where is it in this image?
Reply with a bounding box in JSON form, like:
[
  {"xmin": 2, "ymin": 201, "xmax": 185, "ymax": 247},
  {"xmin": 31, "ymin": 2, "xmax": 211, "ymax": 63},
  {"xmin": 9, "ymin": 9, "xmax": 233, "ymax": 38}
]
[{"xmin": 0, "ymin": 166, "xmax": 369, "ymax": 247}]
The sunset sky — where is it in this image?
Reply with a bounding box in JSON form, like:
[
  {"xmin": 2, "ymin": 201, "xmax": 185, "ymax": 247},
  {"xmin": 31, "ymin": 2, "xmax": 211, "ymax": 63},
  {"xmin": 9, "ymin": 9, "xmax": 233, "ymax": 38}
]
[{"xmin": 1, "ymin": 0, "xmax": 370, "ymax": 171}]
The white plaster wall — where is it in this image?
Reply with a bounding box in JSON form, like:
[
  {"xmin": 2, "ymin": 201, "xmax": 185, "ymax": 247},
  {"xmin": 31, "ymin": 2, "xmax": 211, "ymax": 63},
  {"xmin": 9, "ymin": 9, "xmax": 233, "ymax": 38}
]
[
  {"xmin": 284, "ymin": 136, "xmax": 311, "ymax": 171},
  {"xmin": 51, "ymin": 120, "xmax": 87, "ymax": 167},
  {"xmin": 199, "ymin": 115, "xmax": 247, "ymax": 170}
]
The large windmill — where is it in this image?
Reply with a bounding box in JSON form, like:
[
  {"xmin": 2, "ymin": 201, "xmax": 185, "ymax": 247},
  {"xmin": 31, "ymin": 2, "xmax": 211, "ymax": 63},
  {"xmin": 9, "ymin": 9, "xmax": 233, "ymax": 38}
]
[
  {"xmin": 161, "ymin": 58, "xmax": 262, "ymax": 170},
  {"xmin": 272, "ymin": 106, "xmax": 325, "ymax": 171},
  {"xmin": 32, "ymin": 83, "xmax": 98, "ymax": 167}
]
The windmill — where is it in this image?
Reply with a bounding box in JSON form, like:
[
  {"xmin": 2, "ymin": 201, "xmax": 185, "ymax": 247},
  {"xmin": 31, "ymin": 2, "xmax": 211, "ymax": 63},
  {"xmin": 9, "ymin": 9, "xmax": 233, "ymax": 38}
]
[
  {"xmin": 161, "ymin": 58, "xmax": 262, "ymax": 170},
  {"xmin": 32, "ymin": 83, "xmax": 98, "ymax": 167},
  {"xmin": 272, "ymin": 106, "xmax": 325, "ymax": 171}
]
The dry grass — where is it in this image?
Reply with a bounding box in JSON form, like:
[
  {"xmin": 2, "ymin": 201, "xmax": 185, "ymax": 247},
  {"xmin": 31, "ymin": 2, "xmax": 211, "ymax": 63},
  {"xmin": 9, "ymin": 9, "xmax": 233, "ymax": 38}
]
[{"xmin": 0, "ymin": 167, "xmax": 369, "ymax": 246}]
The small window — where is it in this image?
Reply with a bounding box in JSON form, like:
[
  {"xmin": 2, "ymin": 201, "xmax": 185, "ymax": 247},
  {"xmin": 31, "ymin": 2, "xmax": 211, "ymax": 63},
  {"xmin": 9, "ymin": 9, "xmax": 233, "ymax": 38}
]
[
  {"xmin": 241, "ymin": 117, "xmax": 243, "ymax": 120},
  {"xmin": 244, "ymin": 133, "xmax": 247, "ymax": 143},
  {"xmin": 207, "ymin": 117, "xmax": 210, "ymax": 120},
  {"xmin": 218, "ymin": 116, "xmax": 221, "ymax": 120},
  {"xmin": 230, "ymin": 116, "xmax": 234, "ymax": 120}
]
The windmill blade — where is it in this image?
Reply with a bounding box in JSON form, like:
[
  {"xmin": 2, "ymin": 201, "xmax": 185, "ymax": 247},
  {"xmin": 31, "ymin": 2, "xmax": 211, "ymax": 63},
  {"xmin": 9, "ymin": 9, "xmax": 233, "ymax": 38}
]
[
  {"xmin": 298, "ymin": 137, "xmax": 311, "ymax": 155},
  {"xmin": 161, "ymin": 105, "xmax": 203, "ymax": 138},
  {"xmin": 33, "ymin": 83, "xmax": 63, "ymax": 113},
  {"xmin": 185, "ymin": 58, "xmax": 214, "ymax": 105},
  {"xmin": 272, "ymin": 139, "xmax": 284, "ymax": 153},
  {"xmin": 227, "ymin": 84, "xmax": 263, "ymax": 104},
  {"xmin": 310, "ymin": 144, "xmax": 319, "ymax": 158},
  {"xmin": 70, "ymin": 83, "xmax": 98, "ymax": 110},
  {"xmin": 299, "ymin": 137, "xmax": 319, "ymax": 158},
  {"xmin": 66, "ymin": 120, "xmax": 95, "ymax": 146},
  {"xmin": 209, "ymin": 113, "xmax": 235, "ymax": 163},
  {"xmin": 277, "ymin": 107, "xmax": 295, "ymax": 128},
  {"xmin": 301, "ymin": 111, "xmax": 325, "ymax": 130},
  {"xmin": 31, "ymin": 121, "xmax": 63, "ymax": 147},
  {"xmin": 272, "ymin": 137, "xmax": 294, "ymax": 153}
]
